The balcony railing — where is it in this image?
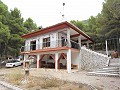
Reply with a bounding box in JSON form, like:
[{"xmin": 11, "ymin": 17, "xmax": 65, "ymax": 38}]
[{"xmin": 20, "ymin": 39, "xmax": 80, "ymax": 52}]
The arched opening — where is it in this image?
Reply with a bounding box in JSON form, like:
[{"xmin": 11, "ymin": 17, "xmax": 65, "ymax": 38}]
[
  {"xmin": 39, "ymin": 54, "xmax": 55, "ymax": 69},
  {"xmin": 58, "ymin": 53, "xmax": 67, "ymax": 69}
]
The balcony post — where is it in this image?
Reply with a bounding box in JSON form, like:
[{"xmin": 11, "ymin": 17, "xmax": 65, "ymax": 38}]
[{"xmin": 67, "ymin": 29, "xmax": 71, "ymax": 47}]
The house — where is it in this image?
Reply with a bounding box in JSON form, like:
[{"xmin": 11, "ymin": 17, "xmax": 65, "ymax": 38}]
[{"xmin": 20, "ymin": 21, "xmax": 93, "ymax": 73}]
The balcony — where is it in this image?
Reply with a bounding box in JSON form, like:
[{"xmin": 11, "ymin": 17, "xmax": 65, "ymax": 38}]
[{"xmin": 20, "ymin": 39, "xmax": 80, "ymax": 52}]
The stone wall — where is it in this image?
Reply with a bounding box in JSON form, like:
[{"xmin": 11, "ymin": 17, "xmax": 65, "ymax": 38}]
[{"xmin": 81, "ymin": 46, "xmax": 109, "ymax": 71}]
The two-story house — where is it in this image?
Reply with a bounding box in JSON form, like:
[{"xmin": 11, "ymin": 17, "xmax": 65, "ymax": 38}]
[{"xmin": 20, "ymin": 21, "xmax": 93, "ymax": 73}]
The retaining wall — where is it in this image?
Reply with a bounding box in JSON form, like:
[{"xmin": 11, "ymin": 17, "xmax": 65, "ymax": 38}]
[{"xmin": 81, "ymin": 46, "xmax": 109, "ymax": 71}]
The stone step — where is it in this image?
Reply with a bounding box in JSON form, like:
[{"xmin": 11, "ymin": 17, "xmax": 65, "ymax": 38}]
[
  {"xmin": 102, "ymin": 67, "xmax": 119, "ymax": 70},
  {"xmin": 89, "ymin": 71, "xmax": 119, "ymax": 74},
  {"xmin": 87, "ymin": 72, "xmax": 119, "ymax": 77},
  {"xmin": 93, "ymin": 70, "xmax": 119, "ymax": 73},
  {"xmin": 109, "ymin": 63, "xmax": 120, "ymax": 67},
  {"xmin": 109, "ymin": 58, "xmax": 120, "ymax": 63},
  {"xmin": 87, "ymin": 65, "xmax": 120, "ymax": 77}
]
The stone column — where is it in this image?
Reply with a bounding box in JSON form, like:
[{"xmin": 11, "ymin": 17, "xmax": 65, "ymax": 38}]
[
  {"xmin": 37, "ymin": 54, "xmax": 40, "ymax": 69},
  {"xmin": 67, "ymin": 49, "xmax": 71, "ymax": 73},
  {"xmin": 55, "ymin": 53, "xmax": 59, "ymax": 72}
]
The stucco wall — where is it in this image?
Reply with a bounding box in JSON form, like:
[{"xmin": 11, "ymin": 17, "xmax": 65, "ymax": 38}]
[
  {"xmin": 81, "ymin": 46, "xmax": 109, "ymax": 71},
  {"xmin": 71, "ymin": 52, "xmax": 80, "ymax": 68},
  {"xmin": 24, "ymin": 28, "xmax": 68, "ymax": 51}
]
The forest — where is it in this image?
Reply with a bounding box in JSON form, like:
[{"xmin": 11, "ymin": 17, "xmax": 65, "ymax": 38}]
[
  {"xmin": 0, "ymin": 0, "xmax": 38, "ymax": 59},
  {"xmin": 0, "ymin": 0, "xmax": 120, "ymax": 59},
  {"xmin": 71, "ymin": 0, "xmax": 120, "ymax": 52}
]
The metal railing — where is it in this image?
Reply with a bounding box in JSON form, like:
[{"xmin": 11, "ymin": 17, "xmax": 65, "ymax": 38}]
[
  {"xmin": 70, "ymin": 40, "xmax": 80, "ymax": 49},
  {"xmin": 20, "ymin": 39, "xmax": 80, "ymax": 52}
]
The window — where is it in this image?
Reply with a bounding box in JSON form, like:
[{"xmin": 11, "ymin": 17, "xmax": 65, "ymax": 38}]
[
  {"xmin": 43, "ymin": 37, "xmax": 50, "ymax": 48},
  {"xmin": 30, "ymin": 40, "xmax": 36, "ymax": 50}
]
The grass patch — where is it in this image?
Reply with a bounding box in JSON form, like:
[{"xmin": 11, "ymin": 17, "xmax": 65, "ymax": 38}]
[
  {"xmin": 24, "ymin": 76, "xmax": 61, "ymax": 89},
  {"xmin": 24, "ymin": 76, "xmax": 42, "ymax": 88},
  {"xmin": 41, "ymin": 77, "xmax": 60, "ymax": 89},
  {"xmin": 5, "ymin": 69, "xmax": 92, "ymax": 90},
  {"xmin": 6, "ymin": 69, "xmax": 24, "ymax": 85}
]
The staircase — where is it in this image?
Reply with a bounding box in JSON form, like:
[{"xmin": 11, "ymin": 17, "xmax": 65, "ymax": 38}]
[{"xmin": 87, "ymin": 58, "xmax": 120, "ymax": 77}]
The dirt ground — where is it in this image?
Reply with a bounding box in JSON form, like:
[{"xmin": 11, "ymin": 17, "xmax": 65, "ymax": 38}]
[
  {"xmin": 0, "ymin": 84, "xmax": 12, "ymax": 90},
  {"xmin": 0, "ymin": 67, "xmax": 120, "ymax": 90}
]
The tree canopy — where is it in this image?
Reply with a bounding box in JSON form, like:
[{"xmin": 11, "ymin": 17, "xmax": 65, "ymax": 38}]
[
  {"xmin": 24, "ymin": 17, "xmax": 37, "ymax": 32},
  {"xmin": 71, "ymin": 0, "xmax": 120, "ymax": 50},
  {"xmin": 0, "ymin": 0, "xmax": 39, "ymax": 59},
  {"xmin": 0, "ymin": 0, "xmax": 120, "ymax": 59}
]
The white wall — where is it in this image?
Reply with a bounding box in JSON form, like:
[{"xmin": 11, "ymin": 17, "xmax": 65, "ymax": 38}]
[
  {"xmin": 24, "ymin": 28, "xmax": 70, "ymax": 51},
  {"xmin": 71, "ymin": 52, "xmax": 80, "ymax": 68},
  {"xmin": 24, "ymin": 31, "xmax": 63, "ymax": 50}
]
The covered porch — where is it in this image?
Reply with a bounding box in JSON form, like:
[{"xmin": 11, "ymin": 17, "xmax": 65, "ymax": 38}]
[{"xmin": 23, "ymin": 48, "xmax": 80, "ymax": 73}]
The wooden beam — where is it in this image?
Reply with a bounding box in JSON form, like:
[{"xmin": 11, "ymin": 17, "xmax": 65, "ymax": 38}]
[
  {"xmin": 61, "ymin": 53, "xmax": 67, "ymax": 60},
  {"xmin": 70, "ymin": 34, "xmax": 80, "ymax": 38},
  {"xmin": 81, "ymin": 39, "xmax": 88, "ymax": 42},
  {"xmin": 49, "ymin": 54, "xmax": 55, "ymax": 61},
  {"xmin": 58, "ymin": 53, "xmax": 63, "ymax": 62},
  {"xmin": 40, "ymin": 54, "xmax": 45, "ymax": 61}
]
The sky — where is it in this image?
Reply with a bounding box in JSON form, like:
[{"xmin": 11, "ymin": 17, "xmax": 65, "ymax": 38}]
[{"xmin": 2, "ymin": 0, "xmax": 104, "ymax": 28}]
